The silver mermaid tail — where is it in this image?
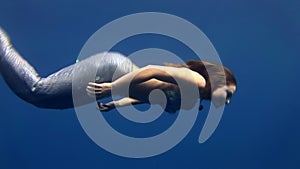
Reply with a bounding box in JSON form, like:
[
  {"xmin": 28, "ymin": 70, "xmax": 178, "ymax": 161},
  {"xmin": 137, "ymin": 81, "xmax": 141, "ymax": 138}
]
[{"xmin": 0, "ymin": 27, "xmax": 133, "ymax": 109}]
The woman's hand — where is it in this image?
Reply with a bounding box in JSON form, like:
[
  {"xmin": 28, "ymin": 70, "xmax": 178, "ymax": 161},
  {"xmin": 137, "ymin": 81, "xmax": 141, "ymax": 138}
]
[
  {"xmin": 96, "ymin": 101, "xmax": 115, "ymax": 112},
  {"xmin": 86, "ymin": 82, "xmax": 112, "ymax": 99}
]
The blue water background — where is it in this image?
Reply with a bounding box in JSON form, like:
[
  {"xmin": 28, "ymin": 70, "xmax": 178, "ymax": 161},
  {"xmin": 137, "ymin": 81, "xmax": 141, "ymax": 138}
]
[{"xmin": 0, "ymin": 0, "xmax": 299, "ymax": 168}]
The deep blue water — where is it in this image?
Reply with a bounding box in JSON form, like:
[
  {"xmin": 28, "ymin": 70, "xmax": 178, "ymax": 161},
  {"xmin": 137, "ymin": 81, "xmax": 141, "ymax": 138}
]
[{"xmin": 0, "ymin": 0, "xmax": 299, "ymax": 168}]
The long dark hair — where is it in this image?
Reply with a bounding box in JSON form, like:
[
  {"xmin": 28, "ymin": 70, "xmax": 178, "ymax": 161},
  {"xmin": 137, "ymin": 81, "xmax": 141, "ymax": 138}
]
[{"xmin": 166, "ymin": 60, "xmax": 237, "ymax": 99}]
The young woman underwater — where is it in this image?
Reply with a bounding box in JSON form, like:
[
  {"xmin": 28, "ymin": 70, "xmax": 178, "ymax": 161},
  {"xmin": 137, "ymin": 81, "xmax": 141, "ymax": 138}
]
[{"xmin": 0, "ymin": 27, "xmax": 237, "ymax": 113}]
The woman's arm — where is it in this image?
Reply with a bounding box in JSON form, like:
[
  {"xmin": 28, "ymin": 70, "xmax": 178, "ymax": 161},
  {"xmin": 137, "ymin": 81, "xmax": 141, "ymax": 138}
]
[
  {"xmin": 97, "ymin": 97, "xmax": 141, "ymax": 111},
  {"xmin": 86, "ymin": 65, "xmax": 206, "ymax": 98}
]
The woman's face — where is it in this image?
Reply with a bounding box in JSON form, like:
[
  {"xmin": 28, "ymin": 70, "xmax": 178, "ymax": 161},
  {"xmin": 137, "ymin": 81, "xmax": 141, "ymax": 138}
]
[{"xmin": 211, "ymin": 84, "xmax": 236, "ymax": 107}]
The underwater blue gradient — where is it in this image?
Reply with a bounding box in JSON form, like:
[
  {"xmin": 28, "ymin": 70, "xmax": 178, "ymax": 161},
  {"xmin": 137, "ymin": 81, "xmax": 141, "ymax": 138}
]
[{"xmin": 0, "ymin": 0, "xmax": 299, "ymax": 168}]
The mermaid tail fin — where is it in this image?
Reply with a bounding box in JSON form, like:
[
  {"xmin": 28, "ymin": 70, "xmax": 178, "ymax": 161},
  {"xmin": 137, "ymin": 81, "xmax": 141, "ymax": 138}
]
[{"xmin": 0, "ymin": 27, "xmax": 42, "ymax": 103}]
